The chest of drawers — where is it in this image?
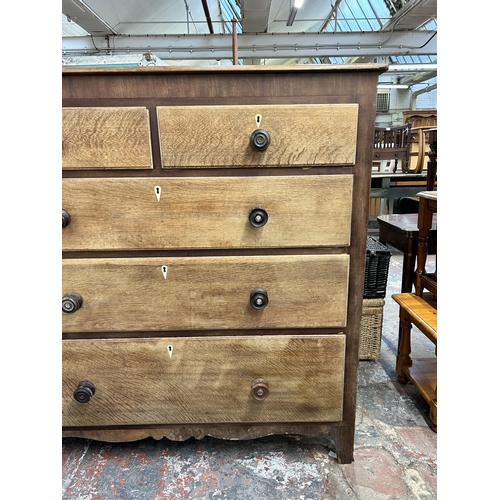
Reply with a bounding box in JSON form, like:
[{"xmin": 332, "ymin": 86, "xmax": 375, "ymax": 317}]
[{"xmin": 62, "ymin": 64, "xmax": 386, "ymax": 464}]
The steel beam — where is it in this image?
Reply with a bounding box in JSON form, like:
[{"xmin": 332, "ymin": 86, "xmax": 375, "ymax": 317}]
[{"xmin": 62, "ymin": 31, "xmax": 437, "ymax": 60}]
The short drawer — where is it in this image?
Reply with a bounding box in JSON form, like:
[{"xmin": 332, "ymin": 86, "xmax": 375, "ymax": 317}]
[
  {"xmin": 157, "ymin": 104, "xmax": 358, "ymax": 168},
  {"xmin": 62, "ymin": 334, "xmax": 345, "ymax": 426},
  {"xmin": 62, "ymin": 254, "xmax": 349, "ymax": 333},
  {"xmin": 62, "ymin": 107, "xmax": 153, "ymax": 170},
  {"xmin": 62, "ymin": 175, "xmax": 353, "ymax": 250}
]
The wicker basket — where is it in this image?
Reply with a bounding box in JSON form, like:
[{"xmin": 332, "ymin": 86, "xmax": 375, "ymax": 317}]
[
  {"xmin": 359, "ymin": 298, "xmax": 385, "ymax": 360},
  {"xmin": 364, "ymin": 237, "xmax": 391, "ymax": 298}
]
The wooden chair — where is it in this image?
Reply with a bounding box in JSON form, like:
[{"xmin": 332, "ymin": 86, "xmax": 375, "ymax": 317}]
[
  {"xmin": 425, "ymin": 128, "xmax": 437, "ymax": 192},
  {"xmin": 407, "ymin": 125, "xmax": 437, "ymax": 176},
  {"xmin": 373, "ymin": 124, "xmax": 411, "ymax": 173}
]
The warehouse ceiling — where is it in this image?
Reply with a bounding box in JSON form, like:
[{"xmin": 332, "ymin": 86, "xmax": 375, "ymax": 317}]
[{"xmin": 62, "ymin": 0, "xmax": 437, "ymax": 88}]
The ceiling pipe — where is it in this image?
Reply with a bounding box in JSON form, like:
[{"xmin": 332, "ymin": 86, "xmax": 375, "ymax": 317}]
[
  {"xmin": 232, "ymin": 18, "xmax": 238, "ymax": 64},
  {"xmin": 410, "ymin": 83, "xmax": 437, "ymax": 108},
  {"xmin": 201, "ymin": 0, "xmax": 214, "ymax": 34}
]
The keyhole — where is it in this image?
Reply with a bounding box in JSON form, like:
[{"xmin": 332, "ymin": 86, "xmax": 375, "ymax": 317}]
[{"xmin": 256, "ymin": 114, "xmax": 262, "ymax": 127}]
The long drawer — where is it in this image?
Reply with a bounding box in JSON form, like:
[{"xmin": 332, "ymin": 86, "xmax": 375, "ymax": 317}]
[
  {"xmin": 62, "ymin": 254, "xmax": 349, "ymax": 332},
  {"xmin": 62, "ymin": 334, "xmax": 345, "ymax": 426},
  {"xmin": 157, "ymin": 104, "xmax": 358, "ymax": 168},
  {"xmin": 62, "ymin": 107, "xmax": 153, "ymax": 170},
  {"xmin": 62, "ymin": 175, "xmax": 353, "ymax": 250}
]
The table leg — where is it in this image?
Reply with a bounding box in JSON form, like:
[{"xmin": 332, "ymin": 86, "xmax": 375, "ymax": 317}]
[
  {"xmin": 396, "ymin": 311, "xmax": 412, "ymax": 384},
  {"xmin": 398, "ymin": 253, "xmax": 416, "ymax": 357},
  {"xmin": 401, "ymin": 253, "xmax": 416, "ymax": 293}
]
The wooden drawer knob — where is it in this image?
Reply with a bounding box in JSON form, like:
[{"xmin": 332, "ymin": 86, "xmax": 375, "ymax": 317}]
[
  {"xmin": 250, "ymin": 129, "xmax": 271, "ymax": 151},
  {"xmin": 250, "ymin": 288, "xmax": 268, "ymax": 310},
  {"xmin": 73, "ymin": 381, "xmax": 96, "ymax": 404},
  {"xmin": 62, "ymin": 292, "xmax": 83, "ymax": 313},
  {"xmin": 62, "ymin": 209, "xmax": 71, "ymax": 228},
  {"xmin": 249, "ymin": 207, "xmax": 268, "ymax": 227},
  {"xmin": 251, "ymin": 378, "xmax": 269, "ymax": 400}
]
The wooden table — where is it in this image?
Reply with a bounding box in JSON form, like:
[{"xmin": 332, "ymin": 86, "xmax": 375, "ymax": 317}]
[
  {"xmin": 377, "ymin": 213, "xmax": 437, "ymax": 293},
  {"xmin": 369, "ymin": 172, "xmax": 432, "ymax": 232}
]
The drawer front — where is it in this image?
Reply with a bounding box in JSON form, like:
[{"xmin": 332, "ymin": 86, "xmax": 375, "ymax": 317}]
[
  {"xmin": 62, "ymin": 107, "xmax": 153, "ymax": 170},
  {"xmin": 62, "ymin": 254, "xmax": 349, "ymax": 332},
  {"xmin": 157, "ymin": 104, "xmax": 358, "ymax": 168},
  {"xmin": 62, "ymin": 335, "xmax": 345, "ymax": 426},
  {"xmin": 62, "ymin": 175, "xmax": 353, "ymax": 250}
]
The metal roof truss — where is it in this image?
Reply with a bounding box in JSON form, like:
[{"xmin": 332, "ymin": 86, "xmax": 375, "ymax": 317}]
[{"xmin": 62, "ymin": 30, "xmax": 436, "ymax": 60}]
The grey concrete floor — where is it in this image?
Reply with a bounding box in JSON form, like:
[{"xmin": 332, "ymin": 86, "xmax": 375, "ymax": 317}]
[{"xmin": 62, "ymin": 247, "xmax": 438, "ymax": 499}]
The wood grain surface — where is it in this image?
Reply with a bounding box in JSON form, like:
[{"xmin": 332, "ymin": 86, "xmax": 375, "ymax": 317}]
[
  {"xmin": 392, "ymin": 292, "xmax": 437, "ymax": 342},
  {"xmin": 62, "ymin": 175, "xmax": 353, "ymax": 250},
  {"xmin": 157, "ymin": 104, "xmax": 358, "ymax": 168},
  {"xmin": 62, "ymin": 334, "xmax": 345, "ymax": 426},
  {"xmin": 62, "ymin": 107, "xmax": 153, "ymax": 169},
  {"xmin": 62, "ymin": 254, "xmax": 349, "ymax": 332},
  {"xmin": 61, "ymin": 64, "xmax": 384, "ymax": 463}
]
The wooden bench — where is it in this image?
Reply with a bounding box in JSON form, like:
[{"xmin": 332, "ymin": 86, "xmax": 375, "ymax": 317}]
[{"xmin": 392, "ymin": 292, "xmax": 437, "ymax": 431}]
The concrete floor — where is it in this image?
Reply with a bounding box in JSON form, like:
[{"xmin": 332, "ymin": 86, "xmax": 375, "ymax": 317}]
[{"xmin": 62, "ymin": 247, "xmax": 438, "ymax": 499}]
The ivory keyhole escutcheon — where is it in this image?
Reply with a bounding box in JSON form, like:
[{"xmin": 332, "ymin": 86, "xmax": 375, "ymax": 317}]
[
  {"xmin": 255, "ymin": 114, "xmax": 262, "ymax": 127},
  {"xmin": 167, "ymin": 345, "xmax": 173, "ymax": 358},
  {"xmin": 155, "ymin": 186, "xmax": 161, "ymax": 202},
  {"xmin": 162, "ymin": 266, "xmax": 168, "ymax": 279}
]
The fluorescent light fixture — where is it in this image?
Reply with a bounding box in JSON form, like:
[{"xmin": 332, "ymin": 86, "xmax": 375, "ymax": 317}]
[
  {"xmin": 287, "ymin": 0, "xmax": 304, "ymax": 26},
  {"xmin": 72, "ymin": 0, "xmax": 118, "ymax": 34},
  {"xmin": 377, "ymin": 84, "xmax": 409, "ymax": 89}
]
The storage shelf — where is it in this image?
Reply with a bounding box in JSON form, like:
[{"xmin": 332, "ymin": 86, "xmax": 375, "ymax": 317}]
[{"xmin": 403, "ymin": 358, "xmax": 437, "ymax": 405}]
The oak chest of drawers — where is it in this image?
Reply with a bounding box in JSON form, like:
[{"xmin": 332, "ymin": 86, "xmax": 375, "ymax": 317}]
[{"xmin": 62, "ymin": 64, "xmax": 386, "ymax": 464}]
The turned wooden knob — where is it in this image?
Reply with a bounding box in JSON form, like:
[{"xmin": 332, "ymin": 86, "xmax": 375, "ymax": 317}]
[
  {"xmin": 62, "ymin": 209, "xmax": 71, "ymax": 228},
  {"xmin": 62, "ymin": 292, "xmax": 83, "ymax": 313},
  {"xmin": 251, "ymin": 378, "xmax": 269, "ymax": 401},
  {"xmin": 250, "ymin": 288, "xmax": 268, "ymax": 310},
  {"xmin": 250, "ymin": 129, "xmax": 271, "ymax": 151},
  {"xmin": 73, "ymin": 381, "xmax": 96, "ymax": 403},
  {"xmin": 249, "ymin": 207, "xmax": 268, "ymax": 227}
]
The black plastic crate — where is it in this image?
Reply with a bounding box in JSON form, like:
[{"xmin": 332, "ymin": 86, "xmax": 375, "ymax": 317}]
[{"xmin": 364, "ymin": 237, "xmax": 392, "ymax": 298}]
